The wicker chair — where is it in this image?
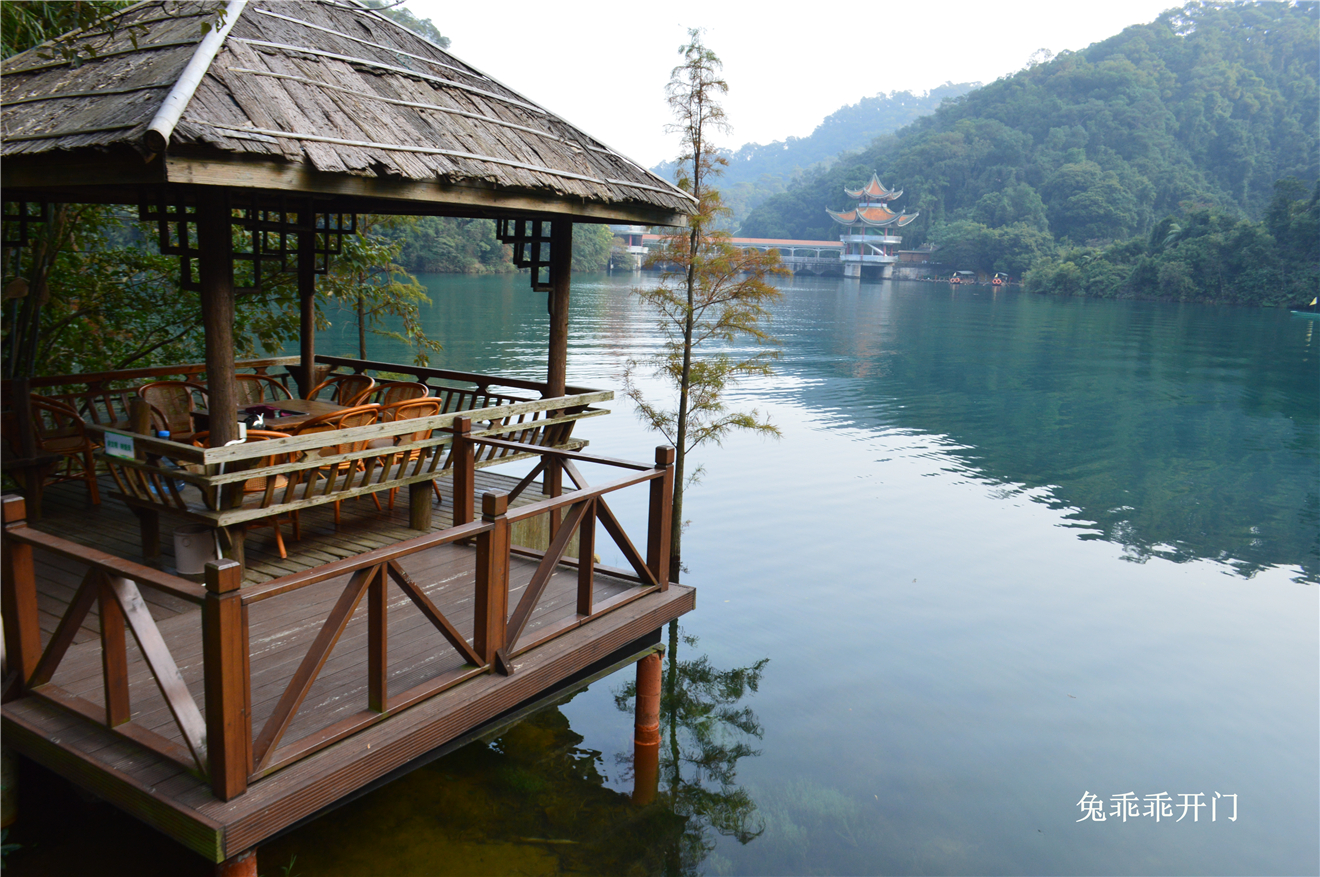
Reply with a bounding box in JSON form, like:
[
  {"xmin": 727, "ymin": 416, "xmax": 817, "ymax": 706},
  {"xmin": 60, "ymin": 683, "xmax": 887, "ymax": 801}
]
[
  {"xmin": 4, "ymin": 396, "xmax": 103, "ymax": 504},
  {"xmin": 370, "ymin": 381, "xmax": 429, "ymax": 406},
  {"xmin": 306, "ymin": 373, "xmax": 376, "ymax": 407},
  {"xmin": 235, "ymin": 373, "xmax": 294, "ymax": 406},
  {"xmin": 291, "ymin": 404, "xmax": 382, "ymax": 524},
  {"xmin": 138, "ymin": 380, "xmax": 208, "ymax": 443},
  {"xmin": 374, "ymin": 398, "xmax": 443, "ymax": 508}
]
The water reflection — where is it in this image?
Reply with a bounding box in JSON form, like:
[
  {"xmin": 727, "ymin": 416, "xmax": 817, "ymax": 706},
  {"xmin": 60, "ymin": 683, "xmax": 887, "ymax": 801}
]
[
  {"xmin": 762, "ymin": 280, "xmax": 1319, "ymax": 582},
  {"xmin": 250, "ymin": 634, "xmax": 768, "ymax": 876},
  {"xmin": 613, "ymin": 627, "xmax": 769, "ymax": 876}
]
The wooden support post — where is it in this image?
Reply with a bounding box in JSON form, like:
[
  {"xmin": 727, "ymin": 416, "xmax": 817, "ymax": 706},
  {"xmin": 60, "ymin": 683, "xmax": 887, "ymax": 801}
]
[
  {"xmin": 547, "ymin": 219, "xmax": 572, "ymax": 399},
  {"xmin": 10, "ymin": 378, "xmax": 36, "ymax": 462},
  {"xmin": 129, "ymin": 395, "xmax": 152, "ymax": 436},
  {"xmin": 1, "ymin": 496, "xmax": 40, "ymax": 695},
  {"xmin": 132, "ymin": 507, "xmax": 161, "ymax": 561},
  {"xmin": 408, "ymin": 479, "xmax": 432, "ymax": 531},
  {"xmin": 647, "ymin": 446, "xmax": 675, "ymax": 590},
  {"xmin": 99, "ymin": 573, "xmax": 130, "ymax": 727},
  {"xmin": 9, "ymin": 378, "xmax": 43, "ymax": 520},
  {"xmin": 542, "ymin": 455, "xmax": 563, "ymax": 548},
  {"xmin": 203, "ymin": 559, "xmax": 248, "ymax": 801},
  {"xmin": 634, "ymin": 652, "xmax": 661, "ymax": 745},
  {"xmin": 368, "ymin": 564, "xmax": 387, "ymax": 713},
  {"xmin": 632, "ymin": 651, "xmax": 662, "ymax": 805},
  {"xmin": 452, "ymin": 416, "xmax": 474, "ymax": 527},
  {"xmin": 197, "ymin": 189, "xmax": 238, "ymax": 448},
  {"xmin": 294, "ymin": 205, "xmax": 318, "ymax": 399},
  {"xmin": 542, "ymin": 454, "xmax": 562, "ymax": 498},
  {"xmin": 218, "ymin": 525, "xmax": 245, "ymax": 571},
  {"xmin": 214, "ymin": 848, "xmax": 257, "ymax": 877},
  {"xmin": 474, "ymin": 492, "xmax": 509, "ymax": 665},
  {"xmin": 577, "ymin": 498, "xmax": 595, "ymax": 616}
]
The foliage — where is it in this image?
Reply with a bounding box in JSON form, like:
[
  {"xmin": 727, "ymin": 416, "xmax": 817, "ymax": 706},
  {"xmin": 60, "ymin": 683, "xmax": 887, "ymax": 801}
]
[
  {"xmin": 625, "ymin": 29, "xmax": 787, "ymax": 576},
  {"xmin": 930, "ymin": 219, "xmax": 1056, "ymax": 278},
  {"xmin": 3, "ymin": 206, "xmax": 214, "ymax": 377},
  {"xmin": 1, "ymin": 0, "xmax": 227, "ymax": 64},
  {"xmin": 654, "ymin": 83, "xmax": 979, "ymax": 231},
  {"xmin": 316, "ymin": 216, "xmax": 442, "ymax": 365},
  {"xmin": 571, "ymin": 224, "xmax": 615, "ymax": 272},
  {"xmin": 360, "ymin": 0, "xmax": 449, "ymax": 48},
  {"xmin": 381, "ymin": 217, "xmax": 513, "ymax": 275},
  {"xmin": 0, "ymin": 206, "xmax": 447, "ymax": 377},
  {"xmin": 1023, "ymin": 180, "xmax": 1319, "ymax": 305},
  {"xmin": 738, "ymin": 1, "xmax": 1318, "ymax": 304}
]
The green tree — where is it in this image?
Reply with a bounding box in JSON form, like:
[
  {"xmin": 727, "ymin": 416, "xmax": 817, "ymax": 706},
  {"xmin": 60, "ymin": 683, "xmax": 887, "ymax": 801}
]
[
  {"xmin": 625, "ymin": 30, "xmax": 787, "ymax": 578},
  {"xmin": 571, "ymin": 224, "xmax": 615, "ymax": 272},
  {"xmin": 317, "ymin": 216, "xmax": 442, "ymax": 365},
  {"xmin": 361, "ymin": 0, "xmax": 448, "ymax": 48}
]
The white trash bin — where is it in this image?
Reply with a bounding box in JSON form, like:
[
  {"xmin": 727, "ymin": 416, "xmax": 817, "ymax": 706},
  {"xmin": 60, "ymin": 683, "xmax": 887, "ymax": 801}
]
[{"xmin": 174, "ymin": 524, "xmax": 218, "ymax": 575}]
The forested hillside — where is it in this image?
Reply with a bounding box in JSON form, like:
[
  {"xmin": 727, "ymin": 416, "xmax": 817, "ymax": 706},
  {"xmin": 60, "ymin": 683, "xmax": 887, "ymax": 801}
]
[
  {"xmin": 652, "ymin": 83, "xmax": 977, "ymax": 230},
  {"xmin": 740, "ymin": 1, "xmax": 1318, "ymax": 305}
]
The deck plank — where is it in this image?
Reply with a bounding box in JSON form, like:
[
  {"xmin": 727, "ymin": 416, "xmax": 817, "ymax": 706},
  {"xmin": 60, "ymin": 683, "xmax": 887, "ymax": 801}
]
[{"xmin": 4, "ymin": 470, "xmax": 691, "ymax": 863}]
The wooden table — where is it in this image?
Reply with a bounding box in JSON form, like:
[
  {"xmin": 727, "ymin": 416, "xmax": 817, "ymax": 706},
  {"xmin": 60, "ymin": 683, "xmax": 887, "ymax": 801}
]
[{"xmin": 193, "ymin": 399, "xmax": 347, "ymax": 434}]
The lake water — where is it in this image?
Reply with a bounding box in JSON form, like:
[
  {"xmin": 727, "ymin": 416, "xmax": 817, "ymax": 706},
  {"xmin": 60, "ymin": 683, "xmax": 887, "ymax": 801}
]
[
  {"xmin": 14, "ymin": 274, "xmax": 1317, "ymax": 876},
  {"xmin": 285, "ymin": 273, "xmax": 1318, "ymax": 876}
]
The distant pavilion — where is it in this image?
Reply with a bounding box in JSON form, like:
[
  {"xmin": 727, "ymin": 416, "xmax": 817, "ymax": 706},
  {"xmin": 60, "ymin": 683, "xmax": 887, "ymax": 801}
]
[{"xmin": 827, "ymin": 174, "xmax": 918, "ymax": 278}]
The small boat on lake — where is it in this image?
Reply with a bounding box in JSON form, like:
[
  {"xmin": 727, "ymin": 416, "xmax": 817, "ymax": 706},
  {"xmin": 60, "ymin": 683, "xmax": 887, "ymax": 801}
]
[{"xmin": 1291, "ymin": 297, "xmax": 1319, "ymax": 319}]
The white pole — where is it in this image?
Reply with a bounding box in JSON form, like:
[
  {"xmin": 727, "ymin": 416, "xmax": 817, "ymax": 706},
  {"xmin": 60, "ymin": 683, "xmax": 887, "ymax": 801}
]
[{"xmin": 144, "ymin": 0, "xmax": 248, "ymax": 154}]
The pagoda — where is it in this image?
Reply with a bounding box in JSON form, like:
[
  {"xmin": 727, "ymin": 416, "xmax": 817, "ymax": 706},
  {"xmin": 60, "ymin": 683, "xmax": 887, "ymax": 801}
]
[{"xmin": 827, "ymin": 173, "xmax": 919, "ymax": 278}]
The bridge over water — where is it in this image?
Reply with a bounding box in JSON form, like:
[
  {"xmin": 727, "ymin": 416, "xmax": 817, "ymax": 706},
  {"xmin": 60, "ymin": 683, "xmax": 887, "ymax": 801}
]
[{"xmin": 639, "ymin": 234, "xmax": 844, "ymax": 274}]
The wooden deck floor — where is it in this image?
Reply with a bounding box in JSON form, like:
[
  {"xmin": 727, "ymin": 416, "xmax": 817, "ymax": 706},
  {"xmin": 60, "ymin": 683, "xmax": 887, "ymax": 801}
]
[
  {"xmin": 27, "ymin": 468, "xmax": 574, "ymax": 645},
  {"xmin": 3, "ymin": 474, "xmax": 694, "ymax": 863}
]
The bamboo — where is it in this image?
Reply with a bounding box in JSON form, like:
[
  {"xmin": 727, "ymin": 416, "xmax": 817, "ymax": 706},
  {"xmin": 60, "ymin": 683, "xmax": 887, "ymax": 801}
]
[{"xmin": 144, "ymin": 0, "xmax": 249, "ymax": 153}]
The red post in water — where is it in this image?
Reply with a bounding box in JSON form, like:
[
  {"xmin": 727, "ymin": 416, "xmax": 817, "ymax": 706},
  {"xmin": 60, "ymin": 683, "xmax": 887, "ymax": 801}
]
[
  {"xmin": 214, "ymin": 848, "xmax": 256, "ymax": 877},
  {"xmin": 632, "ymin": 651, "xmax": 662, "ymax": 805}
]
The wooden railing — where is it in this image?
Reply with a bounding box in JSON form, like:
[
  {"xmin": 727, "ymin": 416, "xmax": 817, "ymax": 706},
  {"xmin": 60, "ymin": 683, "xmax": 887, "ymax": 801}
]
[
  {"xmin": 314, "ymin": 355, "xmax": 600, "ymax": 401},
  {"xmin": 1, "ymin": 441, "xmax": 673, "ymax": 801},
  {"xmin": 1, "ymin": 356, "xmax": 298, "ymax": 430},
  {"xmin": 89, "ymin": 393, "xmax": 608, "ymax": 562},
  {"xmin": 1, "ymin": 494, "xmax": 213, "ymax": 779}
]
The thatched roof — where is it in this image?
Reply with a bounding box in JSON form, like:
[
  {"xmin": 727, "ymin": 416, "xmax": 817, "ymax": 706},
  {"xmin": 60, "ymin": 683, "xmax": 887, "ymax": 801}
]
[{"xmin": 1, "ymin": 1, "xmax": 694, "ymax": 225}]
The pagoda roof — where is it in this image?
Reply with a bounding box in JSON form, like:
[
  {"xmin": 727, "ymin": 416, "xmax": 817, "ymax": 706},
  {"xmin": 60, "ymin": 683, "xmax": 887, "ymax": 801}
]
[
  {"xmin": 844, "ymin": 173, "xmax": 901, "ymax": 201},
  {"xmin": 827, "ymin": 205, "xmax": 920, "ymax": 227}
]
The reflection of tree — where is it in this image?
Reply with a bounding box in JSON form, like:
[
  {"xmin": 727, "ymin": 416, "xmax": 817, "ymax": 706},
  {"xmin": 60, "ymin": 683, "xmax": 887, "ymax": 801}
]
[
  {"xmin": 616, "ymin": 625, "xmax": 769, "ymax": 876},
  {"xmin": 779, "ymin": 285, "xmax": 1320, "ymax": 582}
]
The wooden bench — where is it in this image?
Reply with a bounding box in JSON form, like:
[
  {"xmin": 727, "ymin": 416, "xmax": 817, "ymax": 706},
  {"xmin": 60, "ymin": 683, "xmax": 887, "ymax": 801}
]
[{"xmin": 91, "ymin": 392, "xmax": 607, "ymax": 568}]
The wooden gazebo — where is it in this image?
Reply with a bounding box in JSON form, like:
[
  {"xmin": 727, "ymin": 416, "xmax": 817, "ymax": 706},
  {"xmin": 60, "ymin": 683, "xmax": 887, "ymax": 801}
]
[{"xmin": 1, "ymin": 3, "xmax": 695, "ymax": 873}]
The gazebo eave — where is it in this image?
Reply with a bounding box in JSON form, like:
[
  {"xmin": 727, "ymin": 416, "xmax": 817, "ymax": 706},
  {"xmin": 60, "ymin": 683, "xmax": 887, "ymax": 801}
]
[{"xmin": 1, "ymin": 149, "xmax": 690, "ymax": 227}]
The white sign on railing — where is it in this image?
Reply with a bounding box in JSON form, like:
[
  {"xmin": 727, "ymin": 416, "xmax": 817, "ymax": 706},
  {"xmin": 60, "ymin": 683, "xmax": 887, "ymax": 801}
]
[{"xmin": 104, "ymin": 432, "xmax": 135, "ymax": 458}]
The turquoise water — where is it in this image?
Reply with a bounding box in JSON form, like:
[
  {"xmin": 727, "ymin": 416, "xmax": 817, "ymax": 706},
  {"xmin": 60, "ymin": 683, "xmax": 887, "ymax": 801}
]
[
  {"xmin": 298, "ymin": 273, "xmax": 1319, "ymax": 875},
  {"xmin": 10, "ymin": 274, "xmax": 1315, "ymax": 876}
]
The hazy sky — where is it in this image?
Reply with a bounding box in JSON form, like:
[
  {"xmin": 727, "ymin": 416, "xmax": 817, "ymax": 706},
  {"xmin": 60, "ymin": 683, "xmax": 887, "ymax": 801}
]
[{"xmin": 409, "ymin": 0, "xmax": 1180, "ymax": 169}]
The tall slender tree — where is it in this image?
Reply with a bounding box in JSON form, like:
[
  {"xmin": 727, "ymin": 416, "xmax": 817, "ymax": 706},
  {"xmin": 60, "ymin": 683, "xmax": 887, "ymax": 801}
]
[{"xmin": 625, "ymin": 30, "xmax": 787, "ymax": 579}]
